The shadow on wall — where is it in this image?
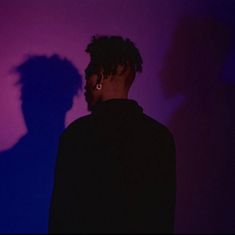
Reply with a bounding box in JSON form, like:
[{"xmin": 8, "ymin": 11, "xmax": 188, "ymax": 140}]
[
  {"xmin": 160, "ymin": 16, "xmax": 235, "ymax": 234},
  {"xmin": 0, "ymin": 55, "xmax": 82, "ymax": 233}
]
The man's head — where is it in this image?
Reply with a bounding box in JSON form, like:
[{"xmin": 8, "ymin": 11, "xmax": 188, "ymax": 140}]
[{"xmin": 84, "ymin": 35, "xmax": 143, "ymax": 111}]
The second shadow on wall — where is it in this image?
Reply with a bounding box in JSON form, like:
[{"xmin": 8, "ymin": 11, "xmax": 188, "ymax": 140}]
[{"xmin": 160, "ymin": 16, "xmax": 235, "ymax": 233}]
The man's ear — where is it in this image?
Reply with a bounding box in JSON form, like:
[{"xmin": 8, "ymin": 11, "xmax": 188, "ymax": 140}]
[{"xmin": 96, "ymin": 72, "xmax": 105, "ymax": 84}]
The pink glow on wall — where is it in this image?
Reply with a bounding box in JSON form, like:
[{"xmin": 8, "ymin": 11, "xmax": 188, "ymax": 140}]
[{"xmin": 0, "ymin": 0, "xmax": 187, "ymax": 150}]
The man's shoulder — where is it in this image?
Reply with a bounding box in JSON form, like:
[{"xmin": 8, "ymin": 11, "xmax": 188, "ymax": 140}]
[
  {"xmin": 61, "ymin": 114, "xmax": 93, "ymax": 139},
  {"xmin": 141, "ymin": 113, "xmax": 174, "ymax": 142}
]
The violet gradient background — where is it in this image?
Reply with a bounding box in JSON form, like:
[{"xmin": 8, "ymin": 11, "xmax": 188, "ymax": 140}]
[{"xmin": 0, "ymin": 0, "xmax": 235, "ymax": 233}]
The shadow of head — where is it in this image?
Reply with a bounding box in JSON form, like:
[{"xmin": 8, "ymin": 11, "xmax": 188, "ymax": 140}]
[
  {"xmin": 14, "ymin": 54, "xmax": 83, "ymax": 132},
  {"xmin": 160, "ymin": 16, "xmax": 234, "ymax": 97}
]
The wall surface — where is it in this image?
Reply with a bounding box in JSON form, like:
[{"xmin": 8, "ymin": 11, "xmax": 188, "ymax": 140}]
[{"xmin": 0, "ymin": 0, "xmax": 234, "ymax": 233}]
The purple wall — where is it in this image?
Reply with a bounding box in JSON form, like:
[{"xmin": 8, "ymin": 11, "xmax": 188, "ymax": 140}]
[{"xmin": 0, "ymin": 0, "xmax": 234, "ymax": 233}]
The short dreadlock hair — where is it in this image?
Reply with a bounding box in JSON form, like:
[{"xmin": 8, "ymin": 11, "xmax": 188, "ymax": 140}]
[{"xmin": 85, "ymin": 35, "xmax": 143, "ymax": 77}]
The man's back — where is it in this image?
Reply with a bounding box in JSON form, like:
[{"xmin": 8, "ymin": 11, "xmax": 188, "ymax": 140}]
[{"xmin": 49, "ymin": 99, "xmax": 176, "ymax": 233}]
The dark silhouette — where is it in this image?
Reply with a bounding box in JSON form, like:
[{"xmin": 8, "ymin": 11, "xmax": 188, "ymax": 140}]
[
  {"xmin": 160, "ymin": 16, "xmax": 235, "ymax": 233},
  {"xmin": 0, "ymin": 55, "xmax": 82, "ymax": 233},
  {"xmin": 49, "ymin": 36, "xmax": 176, "ymax": 233}
]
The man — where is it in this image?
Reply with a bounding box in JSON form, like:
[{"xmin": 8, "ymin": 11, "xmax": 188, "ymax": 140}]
[{"xmin": 49, "ymin": 35, "xmax": 176, "ymax": 234}]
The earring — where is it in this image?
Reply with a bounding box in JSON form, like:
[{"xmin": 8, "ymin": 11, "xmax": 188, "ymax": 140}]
[{"xmin": 96, "ymin": 83, "xmax": 102, "ymax": 90}]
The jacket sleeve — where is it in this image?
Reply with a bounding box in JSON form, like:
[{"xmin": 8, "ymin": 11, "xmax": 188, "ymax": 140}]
[
  {"xmin": 48, "ymin": 133, "xmax": 78, "ymax": 234},
  {"xmin": 127, "ymin": 129, "xmax": 176, "ymax": 234},
  {"xmin": 152, "ymin": 130, "xmax": 176, "ymax": 234}
]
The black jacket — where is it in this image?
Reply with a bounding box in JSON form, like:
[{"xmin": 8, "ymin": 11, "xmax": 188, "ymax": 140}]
[{"xmin": 49, "ymin": 99, "xmax": 176, "ymax": 234}]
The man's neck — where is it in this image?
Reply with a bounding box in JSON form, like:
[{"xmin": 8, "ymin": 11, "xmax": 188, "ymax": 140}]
[{"xmin": 101, "ymin": 89, "xmax": 129, "ymax": 101}]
